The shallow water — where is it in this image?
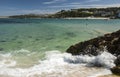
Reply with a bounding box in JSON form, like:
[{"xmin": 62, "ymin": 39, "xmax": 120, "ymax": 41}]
[
  {"xmin": 0, "ymin": 18, "xmax": 120, "ymax": 77},
  {"xmin": 0, "ymin": 18, "xmax": 120, "ymax": 52}
]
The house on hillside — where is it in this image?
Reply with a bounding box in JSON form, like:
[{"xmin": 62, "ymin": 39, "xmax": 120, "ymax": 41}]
[
  {"xmin": 101, "ymin": 12, "xmax": 113, "ymax": 17},
  {"xmin": 94, "ymin": 11, "xmax": 105, "ymax": 14}
]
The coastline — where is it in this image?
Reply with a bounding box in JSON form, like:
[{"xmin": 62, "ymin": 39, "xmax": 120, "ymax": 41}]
[
  {"xmin": 0, "ymin": 16, "xmax": 9, "ymax": 18},
  {"xmin": 64, "ymin": 17, "xmax": 110, "ymax": 19},
  {"xmin": 98, "ymin": 74, "xmax": 120, "ymax": 77},
  {"xmin": 1, "ymin": 17, "xmax": 110, "ymax": 19}
]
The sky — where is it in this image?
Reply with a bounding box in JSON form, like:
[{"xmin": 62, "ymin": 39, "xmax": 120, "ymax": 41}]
[{"xmin": 0, "ymin": 0, "xmax": 120, "ymax": 16}]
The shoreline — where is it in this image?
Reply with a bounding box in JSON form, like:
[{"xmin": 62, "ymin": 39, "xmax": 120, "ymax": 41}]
[
  {"xmin": 64, "ymin": 17, "xmax": 110, "ymax": 19},
  {"xmin": 0, "ymin": 17, "xmax": 110, "ymax": 19},
  {"xmin": 0, "ymin": 16, "xmax": 9, "ymax": 18},
  {"xmin": 98, "ymin": 74, "xmax": 120, "ymax": 77}
]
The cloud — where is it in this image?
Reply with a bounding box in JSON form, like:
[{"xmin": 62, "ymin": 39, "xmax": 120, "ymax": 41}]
[
  {"xmin": 68, "ymin": 2, "xmax": 82, "ymax": 5},
  {"xmin": 68, "ymin": 0, "xmax": 101, "ymax": 5},
  {"xmin": 87, "ymin": 0, "xmax": 101, "ymax": 2},
  {"xmin": 19, "ymin": 9, "xmax": 57, "ymax": 14},
  {"xmin": 48, "ymin": 0, "xmax": 119, "ymax": 8},
  {"xmin": 43, "ymin": 0, "xmax": 101, "ymax": 5},
  {"xmin": 50, "ymin": 3, "xmax": 120, "ymax": 8},
  {"xmin": 16, "ymin": 9, "xmax": 56, "ymax": 14},
  {"xmin": 0, "ymin": 9, "xmax": 58, "ymax": 16},
  {"xmin": 43, "ymin": 0, "xmax": 66, "ymax": 4}
]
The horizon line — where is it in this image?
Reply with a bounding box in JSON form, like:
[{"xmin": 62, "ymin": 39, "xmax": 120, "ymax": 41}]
[{"xmin": 0, "ymin": 6, "xmax": 120, "ymax": 16}]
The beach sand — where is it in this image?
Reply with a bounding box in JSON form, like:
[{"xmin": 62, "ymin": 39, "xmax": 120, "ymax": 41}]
[{"xmin": 98, "ymin": 75, "xmax": 120, "ymax": 77}]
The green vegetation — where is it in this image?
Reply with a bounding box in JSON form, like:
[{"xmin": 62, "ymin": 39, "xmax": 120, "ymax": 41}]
[
  {"xmin": 9, "ymin": 14, "xmax": 50, "ymax": 19},
  {"xmin": 9, "ymin": 7, "xmax": 120, "ymax": 19}
]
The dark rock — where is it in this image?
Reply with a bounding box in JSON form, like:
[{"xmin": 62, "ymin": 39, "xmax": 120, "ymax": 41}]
[
  {"xmin": 66, "ymin": 30, "xmax": 120, "ymax": 75},
  {"xmin": 0, "ymin": 48, "xmax": 4, "ymax": 51},
  {"xmin": 114, "ymin": 55, "xmax": 120, "ymax": 66},
  {"xmin": 66, "ymin": 30, "xmax": 120, "ymax": 56},
  {"xmin": 111, "ymin": 56, "xmax": 120, "ymax": 75},
  {"xmin": 0, "ymin": 40, "xmax": 6, "ymax": 42},
  {"xmin": 111, "ymin": 67, "xmax": 120, "ymax": 75}
]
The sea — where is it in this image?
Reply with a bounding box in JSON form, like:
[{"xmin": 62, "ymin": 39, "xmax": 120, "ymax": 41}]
[{"xmin": 0, "ymin": 18, "xmax": 120, "ymax": 77}]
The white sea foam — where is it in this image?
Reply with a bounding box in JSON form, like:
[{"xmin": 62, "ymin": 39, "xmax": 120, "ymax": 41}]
[
  {"xmin": 0, "ymin": 50, "xmax": 117, "ymax": 77},
  {"xmin": 0, "ymin": 53, "xmax": 16, "ymax": 68},
  {"xmin": 14, "ymin": 49, "xmax": 30, "ymax": 53},
  {"xmin": 88, "ymin": 69, "xmax": 111, "ymax": 77},
  {"xmin": 0, "ymin": 53, "xmax": 11, "ymax": 58},
  {"xmin": 65, "ymin": 51, "xmax": 116, "ymax": 68}
]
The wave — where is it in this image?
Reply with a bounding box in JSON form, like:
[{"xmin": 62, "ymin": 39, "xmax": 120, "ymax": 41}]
[
  {"xmin": 65, "ymin": 51, "xmax": 116, "ymax": 68},
  {"xmin": 0, "ymin": 50, "xmax": 116, "ymax": 77}
]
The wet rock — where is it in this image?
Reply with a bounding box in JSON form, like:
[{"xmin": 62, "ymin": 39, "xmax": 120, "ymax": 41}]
[
  {"xmin": 66, "ymin": 30, "xmax": 120, "ymax": 56},
  {"xmin": 66, "ymin": 30, "xmax": 120, "ymax": 75},
  {"xmin": 114, "ymin": 55, "xmax": 120, "ymax": 66},
  {"xmin": 111, "ymin": 56, "xmax": 120, "ymax": 75},
  {"xmin": 0, "ymin": 40, "xmax": 6, "ymax": 42},
  {"xmin": 0, "ymin": 48, "xmax": 4, "ymax": 51},
  {"xmin": 111, "ymin": 67, "xmax": 120, "ymax": 75}
]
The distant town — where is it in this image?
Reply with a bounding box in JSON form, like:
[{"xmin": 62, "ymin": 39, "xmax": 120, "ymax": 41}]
[{"xmin": 7, "ymin": 7, "xmax": 120, "ymax": 19}]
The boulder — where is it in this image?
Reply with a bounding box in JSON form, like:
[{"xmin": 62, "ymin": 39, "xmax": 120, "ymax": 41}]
[
  {"xmin": 114, "ymin": 55, "xmax": 120, "ymax": 66},
  {"xmin": 111, "ymin": 56, "xmax": 120, "ymax": 75},
  {"xmin": 66, "ymin": 30, "xmax": 120, "ymax": 56},
  {"xmin": 66, "ymin": 30, "xmax": 120, "ymax": 75},
  {"xmin": 111, "ymin": 66, "xmax": 120, "ymax": 75}
]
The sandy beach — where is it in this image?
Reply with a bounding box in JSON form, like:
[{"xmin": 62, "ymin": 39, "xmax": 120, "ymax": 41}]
[
  {"xmin": 98, "ymin": 74, "xmax": 120, "ymax": 77},
  {"xmin": 64, "ymin": 17, "xmax": 110, "ymax": 19},
  {"xmin": 0, "ymin": 16, "xmax": 9, "ymax": 18}
]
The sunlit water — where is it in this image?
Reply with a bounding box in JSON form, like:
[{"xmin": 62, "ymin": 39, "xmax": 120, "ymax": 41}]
[{"xmin": 0, "ymin": 18, "xmax": 120, "ymax": 77}]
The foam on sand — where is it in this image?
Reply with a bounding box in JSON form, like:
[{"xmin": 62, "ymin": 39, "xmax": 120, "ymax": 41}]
[{"xmin": 0, "ymin": 50, "xmax": 116, "ymax": 77}]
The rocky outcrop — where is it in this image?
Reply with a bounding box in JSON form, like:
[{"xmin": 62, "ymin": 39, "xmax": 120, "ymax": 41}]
[
  {"xmin": 111, "ymin": 66, "xmax": 120, "ymax": 75},
  {"xmin": 66, "ymin": 30, "xmax": 120, "ymax": 56},
  {"xmin": 114, "ymin": 55, "xmax": 120, "ymax": 66},
  {"xmin": 66, "ymin": 30, "xmax": 120, "ymax": 75},
  {"xmin": 111, "ymin": 55, "xmax": 120, "ymax": 75}
]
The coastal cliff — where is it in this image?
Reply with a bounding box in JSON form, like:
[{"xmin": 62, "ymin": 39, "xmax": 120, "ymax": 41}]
[{"xmin": 66, "ymin": 29, "xmax": 120, "ymax": 75}]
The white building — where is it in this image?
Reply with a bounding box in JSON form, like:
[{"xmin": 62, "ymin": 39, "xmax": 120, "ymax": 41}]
[{"xmin": 101, "ymin": 12, "xmax": 112, "ymax": 17}]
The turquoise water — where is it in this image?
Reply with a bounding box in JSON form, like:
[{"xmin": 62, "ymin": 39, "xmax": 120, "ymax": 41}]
[
  {"xmin": 0, "ymin": 18, "xmax": 120, "ymax": 52},
  {"xmin": 0, "ymin": 18, "xmax": 120, "ymax": 77}
]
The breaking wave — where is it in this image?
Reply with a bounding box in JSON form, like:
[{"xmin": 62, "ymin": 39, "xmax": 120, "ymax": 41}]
[{"xmin": 0, "ymin": 49, "xmax": 116, "ymax": 77}]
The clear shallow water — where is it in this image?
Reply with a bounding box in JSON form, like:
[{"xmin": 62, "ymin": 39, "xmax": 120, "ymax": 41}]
[
  {"xmin": 0, "ymin": 18, "xmax": 120, "ymax": 52},
  {"xmin": 0, "ymin": 18, "xmax": 120, "ymax": 77}
]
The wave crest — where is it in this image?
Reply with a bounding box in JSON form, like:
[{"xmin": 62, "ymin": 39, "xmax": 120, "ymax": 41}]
[{"xmin": 0, "ymin": 50, "xmax": 116, "ymax": 77}]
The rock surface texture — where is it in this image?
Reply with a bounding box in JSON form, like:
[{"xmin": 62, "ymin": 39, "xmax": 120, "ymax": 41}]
[
  {"xmin": 66, "ymin": 30, "xmax": 120, "ymax": 56},
  {"xmin": 111, "ymin": 55, "xmax": 120, "ymax": 75},
  {"xmin": 66, "ymin": 29, "xmax": 120, "ymax": 75}
]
